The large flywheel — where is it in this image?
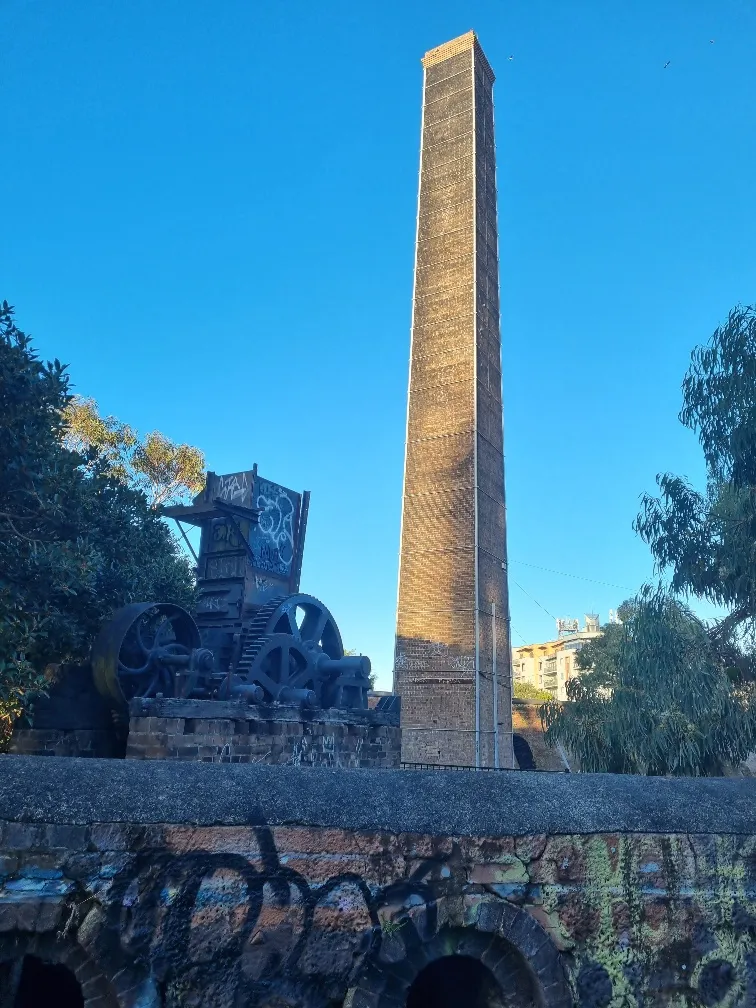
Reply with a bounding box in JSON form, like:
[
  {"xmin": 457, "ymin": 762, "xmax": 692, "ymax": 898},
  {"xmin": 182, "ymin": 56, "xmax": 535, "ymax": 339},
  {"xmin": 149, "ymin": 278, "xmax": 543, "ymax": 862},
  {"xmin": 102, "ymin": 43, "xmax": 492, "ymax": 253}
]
[
  {"xmin": 230, "ymin": 634, "xmax": 319, "ymax": 706},
  {"xmin": 91, "ymin": 595, "xmax": 372, "ymax": 711},
  {"xmin": 236, "ymin": 593, "xmax": 371, "ymax": 709},
  {"xmin": 92, "ymin": 603, "xmax": 214, "ymax": 706},
  {"xmin": 247, "ymin": 594, "xmax": 344, "ymax": 660}
]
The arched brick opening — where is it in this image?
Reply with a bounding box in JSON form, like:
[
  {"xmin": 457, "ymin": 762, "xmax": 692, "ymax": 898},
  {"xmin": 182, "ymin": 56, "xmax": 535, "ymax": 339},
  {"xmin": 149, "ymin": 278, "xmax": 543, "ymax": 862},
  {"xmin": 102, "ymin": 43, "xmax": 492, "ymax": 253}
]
[
  {"xmin": 513, "ymin": 734, "xmax": 536, "ymax": 770},
  {"xmin": 0, "ymin": 932, "xmax": 120, "ymax": 1008},
  {"xmin": 405, "ymin": 953, "xmax": 507, "ymax": 1008},
  {"xmin": 14, "ymin": 955, "xmax": 84, "ymax": 1007},
  {"xmin": 346, "ymin": 911, "xmax": 572, "ymax": 1008}
]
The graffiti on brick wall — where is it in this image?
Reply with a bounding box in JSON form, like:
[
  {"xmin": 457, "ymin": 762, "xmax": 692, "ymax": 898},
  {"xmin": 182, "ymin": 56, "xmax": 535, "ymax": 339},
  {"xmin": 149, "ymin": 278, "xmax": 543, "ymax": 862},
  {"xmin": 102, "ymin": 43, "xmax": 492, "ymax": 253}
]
[
  {"xmin": 53, "ymin": 819, "xmax": 450, "ymax": 1008},
  {"xmin": 394, "ymin": 639, "xmax": 477, "ymax": 672},
  {"xmin": 4, "ymin": 825, "xmax": 756, "ymax": 1007}
]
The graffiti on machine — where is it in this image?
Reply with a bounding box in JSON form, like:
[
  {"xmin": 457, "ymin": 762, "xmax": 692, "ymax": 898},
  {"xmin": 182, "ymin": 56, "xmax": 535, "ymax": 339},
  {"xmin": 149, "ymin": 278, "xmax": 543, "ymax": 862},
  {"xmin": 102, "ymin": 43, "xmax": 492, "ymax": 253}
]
[{"xmin": 91, "ymin": 466, "xmax": 372, "ymax": 713}]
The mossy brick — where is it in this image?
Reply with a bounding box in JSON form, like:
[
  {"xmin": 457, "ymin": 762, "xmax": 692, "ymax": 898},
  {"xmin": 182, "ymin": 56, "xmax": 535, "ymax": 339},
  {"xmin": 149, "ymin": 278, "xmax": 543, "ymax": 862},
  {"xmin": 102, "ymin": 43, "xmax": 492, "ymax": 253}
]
[{"xmin": 469, "ymin": 860, "xmax": 528, "ymax": 885}]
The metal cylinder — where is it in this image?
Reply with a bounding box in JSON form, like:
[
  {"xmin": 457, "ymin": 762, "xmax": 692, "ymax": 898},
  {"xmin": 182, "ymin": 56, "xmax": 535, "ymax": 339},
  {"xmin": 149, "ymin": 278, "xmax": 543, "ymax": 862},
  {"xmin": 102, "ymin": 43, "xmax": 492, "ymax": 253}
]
[
  {"xmin": 158, "ymin": 653, "xmax": 191, "ymax": 667},
  {"xmin": 316, "ymin": 655, "xmax": 371, "ymax": 678},
  {"xmin": 230, "ymin": 683, "xmax": 265, "ymax": 704},
  {"xmin": 278, "ymin": 687, "xmax": 317, "ymax": 708}
]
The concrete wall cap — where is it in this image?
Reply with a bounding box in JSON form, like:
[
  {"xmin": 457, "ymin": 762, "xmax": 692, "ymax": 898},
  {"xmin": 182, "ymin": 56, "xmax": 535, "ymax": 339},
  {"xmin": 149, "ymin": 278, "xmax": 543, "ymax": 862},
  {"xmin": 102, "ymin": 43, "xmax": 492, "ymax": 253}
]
[{"xmin": 1, "ymin": 756, "xmax": 755, "ymax": 836}]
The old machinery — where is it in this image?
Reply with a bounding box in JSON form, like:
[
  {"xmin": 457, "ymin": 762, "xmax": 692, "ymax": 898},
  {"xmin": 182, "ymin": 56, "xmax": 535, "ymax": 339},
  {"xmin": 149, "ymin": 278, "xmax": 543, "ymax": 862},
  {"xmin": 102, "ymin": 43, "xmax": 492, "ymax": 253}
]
[{"xmin": 91, "ymin": 467, "xmax": 371, "ymax": 711}]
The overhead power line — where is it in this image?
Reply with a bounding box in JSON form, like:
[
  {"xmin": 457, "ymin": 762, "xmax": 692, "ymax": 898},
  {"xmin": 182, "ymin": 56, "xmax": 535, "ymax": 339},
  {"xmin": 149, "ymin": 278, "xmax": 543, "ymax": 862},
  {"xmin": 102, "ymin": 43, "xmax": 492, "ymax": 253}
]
[
  {"xmin": 509, "ymin": 624, "xmax": 529, "ymax": 645},
  {"xmin": 510, "ymin": 579, "xmax": 559, "ymax": 622},
  {"xmin": 509, "ymin": 559, "xmax": 633, "ymax": 592}
]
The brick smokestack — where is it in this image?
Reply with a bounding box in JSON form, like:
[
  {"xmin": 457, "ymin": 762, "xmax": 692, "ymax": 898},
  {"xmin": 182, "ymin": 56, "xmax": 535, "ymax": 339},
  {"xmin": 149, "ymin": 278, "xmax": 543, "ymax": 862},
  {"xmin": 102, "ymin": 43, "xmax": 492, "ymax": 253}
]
[{"xmin": 394, "ymin": 32, "xmax": 513, "ymax": 768}]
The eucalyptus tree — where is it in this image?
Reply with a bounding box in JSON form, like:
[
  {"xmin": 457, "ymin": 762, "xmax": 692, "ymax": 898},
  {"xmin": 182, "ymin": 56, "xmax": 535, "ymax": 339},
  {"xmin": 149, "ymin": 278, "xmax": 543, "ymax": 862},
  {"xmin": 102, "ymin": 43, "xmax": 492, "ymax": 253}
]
[
  {"xmin": 544, "ymin": 305, "xmax": 756, "ymax": 774},
  {"xmin": 63, "ymin": 396, "xmax": 205, "ymax": 509},
  {"xmin": 636, "ymin": 305, "xmax": 756, "ymax": 673},
  {"xmin": 542, "ymin": 589, "xmax": 756, "ymax": 775}
]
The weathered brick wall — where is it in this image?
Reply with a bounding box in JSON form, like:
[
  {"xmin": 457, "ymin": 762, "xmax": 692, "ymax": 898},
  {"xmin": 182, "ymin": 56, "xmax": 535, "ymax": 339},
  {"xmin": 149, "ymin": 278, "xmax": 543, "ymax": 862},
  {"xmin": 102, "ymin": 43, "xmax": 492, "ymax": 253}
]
[
  {"xmin": 126, "ymin": 699, "xmax": 400, "ymax": 768},
  {"xmin": 1, "ymin": 758, "xmax": 756, "ymax": 1007},
  {"xmin": 9, "ymin": 727, "xmax": 121, "ymax": 759},
  {"xmin": 394, "ymin": 32, "xmax": 512, "ymax": 770},
  {"xmin": 8, "ymin": 665, "xmax": 123, "ymax": 759},
  {"xmin": 512, "ymin": 700, "xmax": 571, "ymax": 772},
  {"xmin": 1, "ymin": 816, "xmax": 754, "ymax": 1006}
]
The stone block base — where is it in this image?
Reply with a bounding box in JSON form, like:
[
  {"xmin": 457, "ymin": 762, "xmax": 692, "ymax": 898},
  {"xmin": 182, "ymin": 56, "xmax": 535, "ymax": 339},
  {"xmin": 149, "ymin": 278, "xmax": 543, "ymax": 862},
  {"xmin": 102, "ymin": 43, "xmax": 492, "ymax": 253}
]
[
  {"xmin": 9, "ymin": 727, "xmax": 123, "ymax": 758},
  {"xmin": 126, "ymin": 698, "xmax": 401, "ymax": 768}
]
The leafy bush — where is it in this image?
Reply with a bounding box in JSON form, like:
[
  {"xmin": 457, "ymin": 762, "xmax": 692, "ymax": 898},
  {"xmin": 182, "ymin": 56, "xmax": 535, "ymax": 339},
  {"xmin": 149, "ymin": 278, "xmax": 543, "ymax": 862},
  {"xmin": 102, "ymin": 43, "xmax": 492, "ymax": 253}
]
[
  {"xmin": 513, "ymin": 681, "xmax": 554, "ymax": 702},
  {"xmin": 0, "ymin": 301, "xmax": 197, "ymax": 742}
]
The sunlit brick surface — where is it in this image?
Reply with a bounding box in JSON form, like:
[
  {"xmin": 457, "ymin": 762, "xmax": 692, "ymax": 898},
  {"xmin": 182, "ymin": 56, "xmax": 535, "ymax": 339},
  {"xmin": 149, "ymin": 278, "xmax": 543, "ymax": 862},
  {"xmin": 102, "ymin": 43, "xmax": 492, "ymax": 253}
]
[{"xmin": 394, "ymin": 34, "xmax": 512, "ymax": 767}]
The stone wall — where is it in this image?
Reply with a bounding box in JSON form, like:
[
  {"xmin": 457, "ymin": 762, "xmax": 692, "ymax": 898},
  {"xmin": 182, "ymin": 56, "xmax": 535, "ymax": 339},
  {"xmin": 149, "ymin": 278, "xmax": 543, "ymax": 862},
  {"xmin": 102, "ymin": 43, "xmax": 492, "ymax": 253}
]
[
  {"xmin": 8, "ymin": 665, "xmax": 124, "ymax": 759},
  {"xmin": 2, "ymin": 757, "xmax": 756, "ymax": 1006},
  {"xmin": 125, "ymin": 699, "xmax": 400, "ymax": 768},
  {"xmin": 9, "ymin": 727, "xmax": 122, "ymax": 759}
]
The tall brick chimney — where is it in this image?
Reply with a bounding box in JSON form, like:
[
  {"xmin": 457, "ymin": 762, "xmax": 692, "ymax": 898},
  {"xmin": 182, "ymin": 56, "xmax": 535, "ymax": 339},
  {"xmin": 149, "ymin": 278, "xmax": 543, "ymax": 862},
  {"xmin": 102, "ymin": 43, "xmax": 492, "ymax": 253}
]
[{"xmin": 393, "ymin": 32, "xmax": 513, "ymax": 768}]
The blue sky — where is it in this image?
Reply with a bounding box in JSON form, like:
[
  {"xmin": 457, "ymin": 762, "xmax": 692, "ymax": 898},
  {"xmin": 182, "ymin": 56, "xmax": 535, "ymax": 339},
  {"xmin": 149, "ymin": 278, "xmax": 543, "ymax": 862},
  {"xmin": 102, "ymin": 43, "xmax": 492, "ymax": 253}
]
[{"xmin": 3, "ymin": 0, "xmax": 756, "ymax": 688}]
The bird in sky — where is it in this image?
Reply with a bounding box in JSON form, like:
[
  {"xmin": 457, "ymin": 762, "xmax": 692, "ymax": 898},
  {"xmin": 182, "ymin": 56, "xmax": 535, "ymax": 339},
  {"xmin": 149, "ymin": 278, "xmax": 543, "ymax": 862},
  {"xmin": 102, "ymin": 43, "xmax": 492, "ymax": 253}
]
[
  {"xmin": 710, "ymin": 39, "xmax": 715, "ymax": 43},
  {"xmin": 508, "ymin": 55, "xmax": 514, "ymax": 60},
  {"xmin": 664, "ymin": 60, "xmax": 671, "ymax": 68}
]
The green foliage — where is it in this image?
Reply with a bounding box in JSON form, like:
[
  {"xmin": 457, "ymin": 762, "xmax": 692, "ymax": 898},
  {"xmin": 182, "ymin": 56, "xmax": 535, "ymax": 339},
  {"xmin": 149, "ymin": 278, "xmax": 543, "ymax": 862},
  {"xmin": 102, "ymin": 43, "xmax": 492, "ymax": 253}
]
[
  {"xmin": 572, "ymin": 616, "xmax": 627, "ymax": 678},
  {"xmin": 636, "ymin": 305, "xmax": 756, "ymax": 658},
  {"xmin": 63, "ymin": 396, "xmax": 205, "ymax": 508},
  {"xmin": 680, "ymin": 304, "xmax": 756, "ymax": 486},
  {"xmin": 0, "ymin": 657, "xmax": 49, "ymax": 750},
  {"xmin": 0, "ymin": 301, "xmax": 196, "ymax": 740},
  {"xmin": 546, "ymin": 305, "xmax": 756, "ymax": 776},
  {"xmin": 543, "ymin": 589, "xmax": 756, "ymax": 775},
  {"xmin": 512, "ymin": 681, "xmax": 553, "ymax": 702}
]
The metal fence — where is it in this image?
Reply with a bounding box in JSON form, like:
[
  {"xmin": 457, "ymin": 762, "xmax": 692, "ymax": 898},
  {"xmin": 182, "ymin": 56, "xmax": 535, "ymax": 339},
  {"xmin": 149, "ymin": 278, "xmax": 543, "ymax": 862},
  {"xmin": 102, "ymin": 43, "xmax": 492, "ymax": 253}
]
[{"xmin": 400, "ymin": 762, "xmax": 516, "ymax": 772}]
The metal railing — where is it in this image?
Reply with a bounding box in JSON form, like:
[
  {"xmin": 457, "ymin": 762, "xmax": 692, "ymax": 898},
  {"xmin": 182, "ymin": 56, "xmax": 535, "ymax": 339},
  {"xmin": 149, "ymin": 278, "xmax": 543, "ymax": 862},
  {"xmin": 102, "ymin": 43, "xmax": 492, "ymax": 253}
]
[{"xmin": 400, "ymin": 761, "xmax": 516, "ymax": 772}]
